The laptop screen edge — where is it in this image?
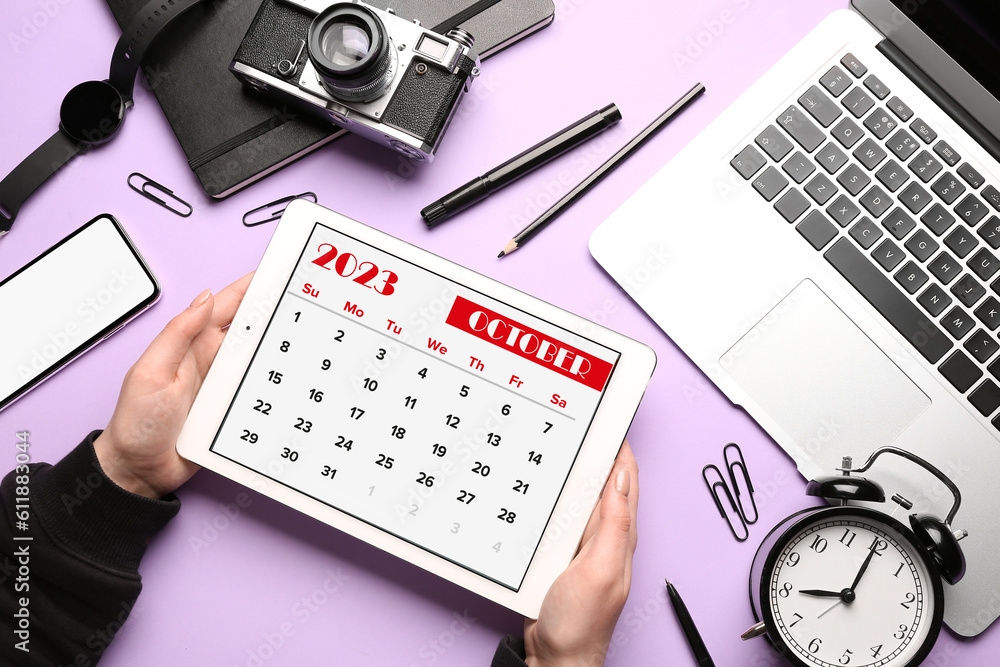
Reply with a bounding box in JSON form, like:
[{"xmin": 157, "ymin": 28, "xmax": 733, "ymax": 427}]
[{"xmin": 851, "ymin": 0, "xmax": 1000, "ymax": 144}]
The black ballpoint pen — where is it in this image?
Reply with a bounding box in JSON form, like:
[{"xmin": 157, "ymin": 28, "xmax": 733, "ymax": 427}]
[
  {"xmin": 420, "ymin": 104, "xmax": 623, "ymax": 226},
  {"xmin": 666, "ymin": 579, "xmax": 716, "ymax": 667}
]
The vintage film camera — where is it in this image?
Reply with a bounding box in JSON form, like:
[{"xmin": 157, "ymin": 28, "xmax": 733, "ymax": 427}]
[{"xmin": 231, "ymin": 0, "xmax": 481, "ymax": 162}]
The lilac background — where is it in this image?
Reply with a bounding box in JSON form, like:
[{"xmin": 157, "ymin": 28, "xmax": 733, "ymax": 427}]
[{"xmin": 1, "ymin": 0, "xmax": 996, "ymax": 664}]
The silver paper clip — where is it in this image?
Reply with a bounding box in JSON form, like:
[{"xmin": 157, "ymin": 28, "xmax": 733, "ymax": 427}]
[
  {"xmin": 703, "ymin": 463, "xmax": 749, "ymax": 542},
  {"xmin": 127, "ymin": 172, "xmax": 192, "ymax": 217},
  {"xmin": 724, "ymin": 442, "xmax": 758, "ymax": 525},
  {"xmin": 243, "ymin": 192, "xmax": 318, "ymax": 227}
]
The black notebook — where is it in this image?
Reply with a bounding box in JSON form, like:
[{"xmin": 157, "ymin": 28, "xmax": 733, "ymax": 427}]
[{"xmin": 103, "ymin": 0, "xmax": 554, "ymax": 198}]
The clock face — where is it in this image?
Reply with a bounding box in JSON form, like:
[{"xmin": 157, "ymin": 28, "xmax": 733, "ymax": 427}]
[{"xmin": 763, "ymin": 509, "xmax": 942, "ymax": 667}]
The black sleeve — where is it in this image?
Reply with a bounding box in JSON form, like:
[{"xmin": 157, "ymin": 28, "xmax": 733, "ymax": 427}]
[
  {"xmin": 491, "ymin": 634, "xmax": 529, "ymax": 666},
  {"xmin": 1, "ymin": 431, "xmax": 180, "ymax": 666}
]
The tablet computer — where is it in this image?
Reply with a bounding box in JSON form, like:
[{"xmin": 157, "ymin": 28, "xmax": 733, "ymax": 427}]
[{"xmin": 177, "ymin": 200, "xmax": 655, "ymax": 616}]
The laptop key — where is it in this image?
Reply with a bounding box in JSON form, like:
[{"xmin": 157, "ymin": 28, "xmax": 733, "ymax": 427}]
[
  {"xmin": 957, "ymin": 163, "xmax": 984, "ymax": 189},
  {"xmin": 837, "ymin": 163, "xmax": 871, "ymax": 196},
  {"xmin": 820, "ymin": 66, "xmax": 851, "ymax": 97},
  {"xmin": 905, "ymin": 229, "xmax": 938, "ymax": 262},
  {"xmin": 805, "ymin": 173, "xmax": 838, "ymax": 205},
  {"xmin": 854, "ymin": 139, "xmax": 888, "ymax": 171},
  {"xmin": 909, "ymin": 151, "xmax": 943, "ymax": 183},
  {"xmin": 732, "ymin": 146, "xmax": 766, "ymax": 179},
  {"xmin": 831, "ymin": 117, "xmax": 864, "ymax": 148},
  {"xmin": 842, "ymin": 87, "xmax": 875, "ymax": 118},
  {"xmin": 850, "ymin": 217, "xmax": 882, "ymax": 249},
  {"xmin": 872, "ymin": 238, "xmax": 905, "ymax": 271},
  {"xmin": 910, "ymin": 118, "xmax": 937, "ymax": 144},
  {"xmin": 899, "ymin": 181, "xmax": 933, "ymax": 214},
  {"xmin": 981, "ymin": 185, "xmax": 1000, "ymax": 210},
  {"xmin": 796, "ymin": 210, "xmax": 838, "ymax": 250},
  {"xmin": 816, "ymin": 142, "xmax": 848, "ymax": 174},
  {"xmin": 887, "ymin": 96, "xmax": 913, "ymax": 122},
  {"xmin": 969, "ymin": 380, "xmax": 1000, "ymax": 416},
  {"xmin": 968, "ymin": 248, "xmax": 1000, "ymax": 281},
  {"xmin": 978, "ymin": 216, "xmax": 1000, "ymax": 248},
  {"xmin": 876, "ymin": 159, "xmax": 909, "ymax": 192},
  {"xmin": 774, "ymin": 189, "xmax": 811, "ymax": 223},
  {"xmin": 752, "ymin": 166, "xmax": 788, "ymax": 201},
  {"xmin": 921, "ymin": 203, "xmax": 956, "ymax": 236},
  {"xmin": 798, "ymin": 86, "xmax": 843, "ymax": 127},
  {"xmin": 863, "ymin": 108, "xmax": 897, "ymax": 139},
  {"xmin": 782, "ymin": 151, "xmax": 816, "ymax": 183},
  {"xmin": 933, "ymin": 140, "xmax": 961, "ymax": 167},
  {"xmin": 888, "ymin": 129, "xmax": 919, "ymax": 161},
  {"xmin": 975, "ymin": 296, "xmax": 1000, "ymax": 330},
  {"xmin": 951, "ymin": 274, "xmax": 987, "ymax": 307},
  {"xmin": 860, "ymin": 185, "xmax": 892, "ymax": 218},
  {"xmin": 895, "ymin": 261, "xmax": 928, "ymax": 294},
  {"xmin": 942, "ymin": 307, "xmax": 976, "ymax": 341},
  {"xmin": 827, "ymin": 195, "xmax": 860, "ymax": 227},
  {"xmin": 864, "ymin": 74, "xmax": 890, "ymax": 100},
  {"xmin": 965, "ymin": 331, "xmax": 1000, "ymax": 365},
  {"xmin": 824, "ymin": 238, "xmax": 952, "ymax": 363},
  {"xmin": 840, "ymin": 53, "xmax": 867, "ymax": 78},
  {"xmin": 755, "ymin": 126, "xmax": 794, "ymax": 161},
  {"xmin": 918, "ymin": 283, "xmax": 952, "ymax": 317},
  {"xmin": 778, "ymin": 106, "xmax": 825, "ymax": 152},
  {"xmin": 944, "ymin": 227, "xmax": 978, "ymax": 258},
  {"xmin": 882, "ymin": 208, "xmax": 916, "ymax": 239},
  {"xmin": 929, "ymin": 251, "xmax": 961, "ymax": 285},
  {"xmin": 956, "ymin": 194, "xmax": 988, "ymax": 226},
  {"xmin": 930, "ymin": 173, "xmax": 965, "ymax": 205},
  {"xmin": 940, "ymin": 349, "xmax": 982, "ymax": 391}
]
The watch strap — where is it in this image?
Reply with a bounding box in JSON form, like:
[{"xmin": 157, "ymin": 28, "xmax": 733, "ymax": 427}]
[
  {"xmin": 108, "ymin": 0, "xmax": 210, "ymax": 104},
  {"xmin": 0, "ymin": 130, "xmax": 82, "ymax": 233}
]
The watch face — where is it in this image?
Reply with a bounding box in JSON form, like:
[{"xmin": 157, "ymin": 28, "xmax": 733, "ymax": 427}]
[
  {"xmin": 59, "ymin": 80, "xmax": 125, "ymax": 144},
  {"xmin": 761, "ymin": 507, "xmax": 943, "ymax": 667}
]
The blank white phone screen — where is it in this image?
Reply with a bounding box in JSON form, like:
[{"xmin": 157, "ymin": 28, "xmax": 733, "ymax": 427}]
[{"xmin": 0, "ymin": 216, "xmax": 158, "ymax": 409}]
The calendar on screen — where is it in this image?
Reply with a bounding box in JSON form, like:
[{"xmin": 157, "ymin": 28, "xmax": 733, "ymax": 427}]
[{"xmin": 209, "ymin": 221, "xmax": 621, "ymax": 589}]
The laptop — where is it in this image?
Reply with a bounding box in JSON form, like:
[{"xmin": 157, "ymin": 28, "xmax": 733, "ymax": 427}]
[{"xmin": 590, "ymin": 0, "xmax": 1000, "ymax": 637}]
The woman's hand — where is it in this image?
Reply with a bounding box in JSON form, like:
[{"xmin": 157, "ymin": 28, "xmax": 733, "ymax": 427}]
[
  {"xmin": 93, "ymin": 273, "xmax": 253, "ymax": 499},
  {"xmin": 524, "ymin": 439, "xmax": 639, "ymax": 667}
]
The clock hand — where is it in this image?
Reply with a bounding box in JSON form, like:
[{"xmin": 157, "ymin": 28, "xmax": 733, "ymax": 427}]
[
  {"xmin": 798, "ymin": 589, "xmax": 843, "ymax": 597},
  {"xmin": 817, "ymin": 599, "xmax": 843, "ymax": 619},
  {"xmin": 848, "ymin": 541, "xmax": 880, "ymax": 593}
]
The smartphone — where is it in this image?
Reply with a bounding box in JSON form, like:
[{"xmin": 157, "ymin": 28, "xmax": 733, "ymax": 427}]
[{"xmin": 0, "ymin": 214, "xmax": 160, "ymax": 412}]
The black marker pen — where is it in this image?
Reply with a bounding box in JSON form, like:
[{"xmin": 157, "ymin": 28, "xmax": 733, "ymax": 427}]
[{"xmin": 420, "ymin": 104, "xmax": 622, "ymax": 227}]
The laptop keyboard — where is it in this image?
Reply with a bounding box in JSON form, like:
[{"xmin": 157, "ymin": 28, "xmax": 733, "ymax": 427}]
[{"xmin": 731, "ymin": 52, "xmax": 1000, "ymax": 430}]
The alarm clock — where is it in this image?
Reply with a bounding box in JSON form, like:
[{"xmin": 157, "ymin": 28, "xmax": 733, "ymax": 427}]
[{"xmin": 741, "ymin": 447, "xmax": 968, "ymax": 667}]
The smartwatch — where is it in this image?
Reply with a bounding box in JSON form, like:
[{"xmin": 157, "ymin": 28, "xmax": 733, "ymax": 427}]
[{"xmin": 0, "ymin": 0, "xmax": 209, "ymax": 235}]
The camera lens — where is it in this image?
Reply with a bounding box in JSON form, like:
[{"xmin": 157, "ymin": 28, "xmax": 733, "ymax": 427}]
[
  {"xmin": 321, "ymin": 23, "xmax": 370, "ymax": 66},
  {"xmin": 308, "ymin": 4, "xmax": 393, "ymax": 103}
]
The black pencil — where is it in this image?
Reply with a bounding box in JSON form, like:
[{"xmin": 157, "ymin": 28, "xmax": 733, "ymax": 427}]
[
  {"xmin": 665, "ymin": 579, "xmax": 715, "ymax": 667},
  {"xmin": 497, "ymin": 83, "xmax": 705, "ymax": 258}
]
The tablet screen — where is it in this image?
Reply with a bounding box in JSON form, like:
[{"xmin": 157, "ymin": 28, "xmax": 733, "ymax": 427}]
[{"xmin": 210, "ymin": 222, "xmax": 620, "ymax": 589}]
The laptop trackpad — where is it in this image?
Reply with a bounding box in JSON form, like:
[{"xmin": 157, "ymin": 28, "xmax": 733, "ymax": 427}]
[{"xmin": 724, "ymin": 280, "xmax": 930, "ymax": 456}]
